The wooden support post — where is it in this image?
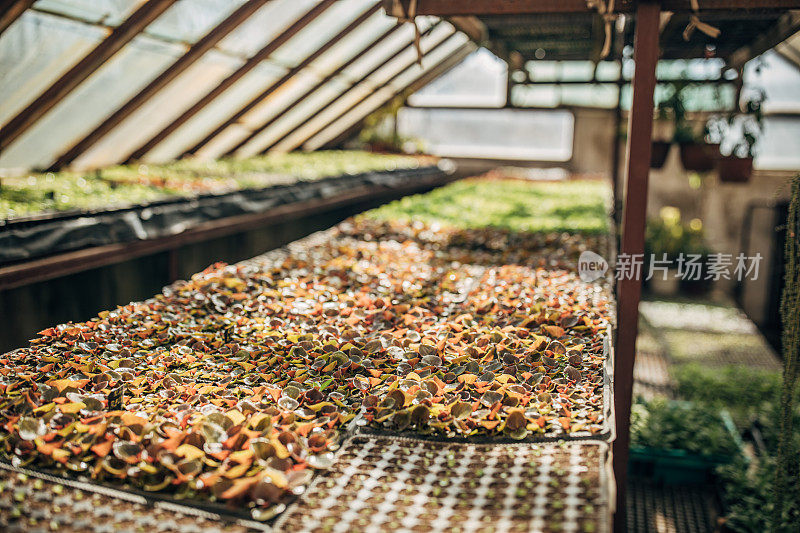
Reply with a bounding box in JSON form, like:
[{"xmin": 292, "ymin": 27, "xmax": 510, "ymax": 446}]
[
  {"xmin": 236, "ymin": 22, "xmax": 444, "ymax": 156},
  {"xmin": 180, "ymin": 2, "xmax": 382, "ymax": 158},
  {"xmin": 613, "ymin": 2, "xmax": 660, "ymax": 532},
  {"xmin": 0, "ymin": 0, "xmax": 35, "ymax": 38},
  {"xmin": 124, "ymin": 0, "xmax": 336, "ymax": 163},
  {"xmin": 290, "ymin": 32, "xmax": 459, "ymax": 153},
  {"xmin": 48, "ymin": 0, "xmax": 270, "ymax": 170},
  {"xmin": 0, "ymin": 0, "xmax": 178, "ymax": 154}
]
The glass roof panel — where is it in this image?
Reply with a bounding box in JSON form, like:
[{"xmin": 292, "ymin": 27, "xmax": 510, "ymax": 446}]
[
  {"xmin": 73, "ymin": 50, "xmax": 244, "ymax": 169},
  {"xmin": 214, "ymin": 0, "xmax": 317, "ymax": 59},
  {"xmin": 337, "ymin": 21, "xmax": 422, "ymax": 80},
  {"xmin": 144, "ymin": 59, "xmax": 287, "ymax": 162},
  {"xmin": 269, "ymin": 0, "xmax": 373, "ymax": 66},
  {"xmin": 0, "ymin": 31, "xmax": 178, "ymax": 169},
  {"xmin": 0, "ymin": 11, "xmax": 104, "ymax": 126},
  {"xmin": 199, "ymin": 70, "xmax": 328, "ymax": 158},
  {"xmin": 237, "ymin": 76, "xmax": 354, "ymax": 156},
  {"xmin": 144, "ymin": 0, "xmax": 247, "ymax": 44},
  {"xmin": 408, "ymin": 48, "xmax": 506, "ymax": 107},
  {"xmin": 273, "ymin": 84, "xmax": 376, "ymax": 153},
  {"xmin": 31, "ymin": 0, "xmax": 141, "ymax": 27},
  {"xmin": 306, "ymin": 12, "xmax": 394, "ymax": 77},
  {"xmin": 386, "ymin": 34, "xmax": 468, "ymax": 91}
]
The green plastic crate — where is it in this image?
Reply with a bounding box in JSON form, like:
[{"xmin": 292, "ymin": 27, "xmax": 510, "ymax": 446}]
[{"xmin": 628, "ymin": 409, "xmax": 745, "ymax": 485}]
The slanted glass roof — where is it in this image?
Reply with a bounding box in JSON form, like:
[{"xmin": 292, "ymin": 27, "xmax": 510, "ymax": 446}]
[{"xmin": 0, "ymin": 0, "xmax": 474, "ymax": 172}]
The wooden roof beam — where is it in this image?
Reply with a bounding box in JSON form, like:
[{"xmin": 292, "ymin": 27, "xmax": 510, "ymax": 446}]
[
  {"xmin": 281, "ymin": 30, "xmax": 461, "ymax": 154},
  {"xmin": 226, "ymin": 22, "xmax": 441, "ymax": 156},
  {"xmin": 727, "ymin": 10, "xmax": 800, "ymax": 67},
  {"xmin": 0, "ymin": 0, "xmax": 35, "ymax": 38},
  {"xmin": 124, "ymin": 0, "xmax": 336, "ymax": 163},
  {"xmin": 317, "ymin": 43, "xmax": 476, "ymax": 150},
  {"xmin": 383, "ymin": 0, "xmax": 800, "ymax": 16},
  {"xmin": 0, "ymin": 0, "xmax": 178, "ymax": 154},
  {"xmin": 181, "ymin": 1, "xmax": 382, "ymax": 158},
  {"xmin": 48, "ymin": 0, "xmax": 271, "ymax": 171}
]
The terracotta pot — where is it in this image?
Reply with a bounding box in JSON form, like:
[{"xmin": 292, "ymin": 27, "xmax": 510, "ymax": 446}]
[
  {"xmin": 717, "ymin": 156, "xmax": 753, "ymax": 183},
  {"xmin": 679, "ymin": 142, "xmax": 717, "ymax": 172},
  {"xmin": 651, "ymin": 141, "xmax": 671, "ymax": 169}
]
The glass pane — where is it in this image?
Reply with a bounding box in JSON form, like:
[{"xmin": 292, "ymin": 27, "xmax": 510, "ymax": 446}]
[
  {"xmin": 214, "ymin": 0, "xmax": 317, "ymax": 58},
  {"xmin": 240, "ymin": 77, "xmax": 356, "ymax": 155},
  {"xmin": 408, "ymin": 48, "xmax": 506, "ymax": 107},
  {"xmin": 269, "ymin": 0, "xmax": 371, "ymax": 66},
  {"xmin": 31, "ymin": 0, "xmax": 140, "ymax": 26},
  {"xmin": 306, "ymin": 39, "xmax": 472, "ymax": 150},
  {"xmin": 73, "ymin": 50, "xmax": 246, "ymax": 168},
  {"xmin": 145, "ymin": 0, "xmax": 248, "ymax": 44},
  {"xmin": 512, "ymin": 85, "xmax": 561, "ymax": 108},
  {"xmin": 756, "ymin": 116, "xmax": 800, "ymax": 170},
  {"xmin": 396, "ymin": 107, "xmax": 574, "ymax": 160},
  {"xmin": 387, "ymin": 34, "xmax": 468, "ymax": 91},
  {"xmin": 200, "ymin": 70, "xmax": 329, "ymax": 158},
  {"xmin": 0, "ymin": 11, "xmax": 104, "ymax": 125},
  {"xmin": 0, "ymin": 33, "xmax": 179, "ymax": 169},
  {"xmin": 144, "ymin": 59, "xmax": 287, "ymax": 162}
]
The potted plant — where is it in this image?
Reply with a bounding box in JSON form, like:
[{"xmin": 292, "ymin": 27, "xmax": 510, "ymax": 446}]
[
  {"xmin": 663, "ymin": 82, "xmax": 719, "ymax": 172},
  {"xmin": 644, "ymin": 207, "xmax": 710, "ymax": 296},
  {"xmin": 629, "ymin": 399, "xmax": 745, "ymax": 485},
  {"xmin": 651, "ymin": 96, "xmax": 674, "ymax": 169},
  {"xmin": 715, "ymin": 89, "xmax": 765, "ymax": 183},
  {"xmin": 677, "ymin": 123, "xmax": 718, "ymax": 172}
]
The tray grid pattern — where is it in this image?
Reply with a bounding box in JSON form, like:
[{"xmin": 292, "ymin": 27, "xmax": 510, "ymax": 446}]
[{"xmin": 276, "ymin": 436, "xmax": 609, "ymax": 533}]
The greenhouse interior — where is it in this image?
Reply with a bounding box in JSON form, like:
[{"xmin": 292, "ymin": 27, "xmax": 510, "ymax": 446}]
[{"xmin": 0, "ymin": 0, "xmax": 799, "ymax": 532}]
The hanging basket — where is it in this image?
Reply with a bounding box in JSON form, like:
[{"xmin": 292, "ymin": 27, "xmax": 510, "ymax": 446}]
[
  {"xmin": 679, "ymin": 142, "xmax": 718, "ymax": 172},
  {"xmin": 651, "ymin": 141, "xmax": 672, "ymax": 169},
  {"xmin": 717, "ymin": 155, "xmax": 753, "ymax": 183}
]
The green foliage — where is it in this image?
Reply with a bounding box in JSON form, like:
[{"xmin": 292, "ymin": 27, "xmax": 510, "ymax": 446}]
[
  {"xmin": 0, "ymin": 172, "xmax": 175, "ymax": 219},
  {"xmin": 0, "ymin": 151, "xmax": 421, "ymax": 220},
  {"xmin": 160, "ymin": 150, "xmax": 422, "ymax": 179},
  {"xmin": 717, "ymin": 457, "xmax": 781, "ymax": 532},
  {"xmin": 672, "ymin": 364, "xmax": 783, "ymax": 429},
  {"xmin": 366, "ymin": 178, "xmax": 610, "ymax": 234},
  {"xmin": 630, "ymin": 398, "xmax": 741, "ymax": 457},
  {"xmin": 645, "ymin": 206, "xmax": 709, "ymax": 261},
  {"xmin": 775, "ymin": 174, "xmax": 800, "ymax": 523}
]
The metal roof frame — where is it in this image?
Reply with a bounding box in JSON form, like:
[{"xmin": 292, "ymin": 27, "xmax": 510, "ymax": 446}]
[
  {"xmin": 124, "ymin": 0, "xmax": 337, "ymax": 163},
  {"xmin": 181, "ymin": 1, "xmax": 383, "ymax": 158},
  {"xmin": 384, "ymin": 0, "xmax": 800, "ymax": 15},
  {"xmin": 282, "ymin": 31, "xmax": 463, "ymax": 153},
  {"xmin": 0, "ymin": 0, "xmax": 34, "ymax": 38},
  {"xmin": 251, "ymin": 22, "xmax": 448, "ymax": 155},
  {"xmin": 46, "ymin": 0, "xmax": 271, "ymax": 171},
  {"xmin": 218, "ymin": 22, "xmax": 409, "ymax": 157},
  {"xmin": 316, "ymin": 42, "xmax": 476, "ymax": 150},
  {"xmin": 0, "ymin": 0, "xmax": 178, "ymax": 154}
]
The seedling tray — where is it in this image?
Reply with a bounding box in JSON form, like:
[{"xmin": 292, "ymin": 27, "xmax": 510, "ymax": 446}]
[
  {"xmin": 0, "ymin": 461, "xmax": 267, "ymax": 532},
  {"xmin": 628, "ymin": 410, "xmax": 743, "ymax": 485},
  {"xmin": 0, "ymin": 166, "xmax": 446, "ymax": 263},
  {"xmin": 275, "ymin": 435, "xmax": 612, "ymax": 533}
]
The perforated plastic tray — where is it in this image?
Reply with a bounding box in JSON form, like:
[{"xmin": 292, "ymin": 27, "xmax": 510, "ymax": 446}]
[
  {"xmin": 275, "ymin": 435, "xmax": 612, "ymax": 533},
  {"xmin": 0, "ymin": 461, "xmax": 268, "ymax": 532}
]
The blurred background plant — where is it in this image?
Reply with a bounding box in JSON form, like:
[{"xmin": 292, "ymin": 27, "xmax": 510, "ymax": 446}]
[{"xmin": 645, "ymin": 206, "xmax": 710, "ymax": 261}]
